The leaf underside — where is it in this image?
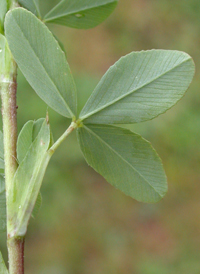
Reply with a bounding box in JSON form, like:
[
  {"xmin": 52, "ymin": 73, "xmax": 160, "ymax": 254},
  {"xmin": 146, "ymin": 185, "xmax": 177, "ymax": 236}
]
[
  {"xmin": 0, "ymin": 251, "xmax": 8, "ymax": 274},
  {"xmin": 17, "ymin": 120, "xmax": 44, "ymax": 219},
  {"xmin": 80, "ymin": 50, "xmax": 195, "ymax": 124},
  {"xmin": 3, "ymin": 6, "xmax": 195, "ymax": 213},
  {"xmin": 44, "ymin": 0, "xmax": 118, "ymax": 29},
  {"xmin": 0, "ymin": 0, "xmax": 7, "ymax": 30},
  {"xmin": 5, "ymin": 8, "xmax": 77, "ymax": 118},
  {"xmin": 8, "ymin": 119, "xmax": 51, "ymax": 237},
  {"xmin": 32, "ymin": 192, "xmax": 42, "ymax": 218},
  {"xmin": 77, "ymin": 124, "xmax": 167, "ymax": 203},
  {"xmin": 18, "ymin": 0, "xmax": 40, "ymax": 17},
  {"xmin": 17, "ymin": 118, "xmax": 44, "ymax": 163}
]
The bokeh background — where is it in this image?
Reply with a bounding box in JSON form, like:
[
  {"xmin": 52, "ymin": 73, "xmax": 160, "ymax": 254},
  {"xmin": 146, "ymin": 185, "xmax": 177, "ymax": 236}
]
[{"xmin": 1, "ymin": 0, "xmax": 200, "ymax": 273}]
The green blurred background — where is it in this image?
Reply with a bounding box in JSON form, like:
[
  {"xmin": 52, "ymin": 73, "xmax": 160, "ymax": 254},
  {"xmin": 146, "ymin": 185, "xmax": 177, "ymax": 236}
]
[{"xmin": 1, "ymin": 0, "xmax": 200, "ymax": 273}]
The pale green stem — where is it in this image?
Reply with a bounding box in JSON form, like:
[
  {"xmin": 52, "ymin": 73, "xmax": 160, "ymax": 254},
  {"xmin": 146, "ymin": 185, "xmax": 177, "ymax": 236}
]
[
  {"xmin": 49, "ymin": 121, "xmax": 77, "ymax": 155},
  {"xmin": 1, "ymin": 62, "xmax": 25, "ymax": 273},
  {"xmin": 1, "ymin": 78, "xmax": 18, "ymax": 195},
  {"xmin": 1, "ymin": 0, "xmax": 24, "ymax": 267}
]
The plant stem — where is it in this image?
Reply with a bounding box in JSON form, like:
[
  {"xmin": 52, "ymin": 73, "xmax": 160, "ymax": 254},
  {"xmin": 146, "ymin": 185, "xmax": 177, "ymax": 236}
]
[
  {"xmin": 0, "ymin": 52, "xmax": 22, "ymax": 272},
  {"xmin": 7, "ymin": 237, "xmax": 25, "ymax": 274},
  {"xmin": 1, "ymin": 73, "xmax": 18, "ymax": 195},
  {"xmin": 49, "ymin": 121, "xmax": 77, "ymax": 154}
]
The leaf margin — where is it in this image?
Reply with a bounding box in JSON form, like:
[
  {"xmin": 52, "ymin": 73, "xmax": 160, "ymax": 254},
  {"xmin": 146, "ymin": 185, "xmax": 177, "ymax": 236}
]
[
  {"xmin": 77, "ymin": 123, "xmax": 168, "ymax": 203},
  {"xmin": 79, "ymin": 49, "xmax": 195, "ymax": 125}
]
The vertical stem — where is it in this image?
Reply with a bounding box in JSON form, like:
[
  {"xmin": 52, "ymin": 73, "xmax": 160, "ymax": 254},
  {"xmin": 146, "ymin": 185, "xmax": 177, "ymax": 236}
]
[
  {"xmin": 1, "ymin": 53, "xmax": 24, "ymax": 272},
  {"xmin": 7, "ymin": 237, "xmax": 25, "ymax": 274},
  {"xmin": 2, "ymin": 2, "xmax": 23, "ymax": 272},
  {"xmin": 1, "ymin": 75, "xmax": 18, "ymax": 191}
]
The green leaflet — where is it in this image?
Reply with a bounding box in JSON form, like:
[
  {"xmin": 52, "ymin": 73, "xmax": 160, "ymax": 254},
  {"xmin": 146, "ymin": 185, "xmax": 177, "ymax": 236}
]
[
  {"xmin": 79, "ymin": 50, "xmax": 195, "ymax": 124},
  {"xmin": 44, "ymin": 0, "xmax": 118, "ymax": 29},
  {"xmin": 5, "ymin": 8, "xmax": 77, "ymax": 118},
  {"xmin": 31, "ymin": 192, "xmax": 42, "ymax": 218},
  {"xmin": 17, "ymin": 118, "xmax": 45, "ymax": 163},
  {"xmin": 0, "ymin": 0, "xmax": 7, "ymax": 33},
  {"xmin": 53, "ymin": 34, "xmax": 67, "ymax": 57},
  {"xmin": 77, "ymin": 124, "xmax": 167, "ymax": 203},
  {"xmin": 17, "ymin": 120, "xmax": 34, "ymax": 163},
  {"xmin": 17, "ymin": 119, "xmax": 45, "ymax": 219},
  {"xmin": 0, "ymin": 160, "xmax": 4, "ymax": 171},
  {"xmin": 0, "ymin": 175, "xmax": 6, "ymax": 233},
  {"xmin": 18, "ymin": 0, "xmax": 41, "ymax": 17},
  {"xmin": 0, "ymin": 251, "xmax": 8, "ymax": 274},
  {"xmin": 7, "ymin": 119, "xmax": 51, "ymax": 237}
]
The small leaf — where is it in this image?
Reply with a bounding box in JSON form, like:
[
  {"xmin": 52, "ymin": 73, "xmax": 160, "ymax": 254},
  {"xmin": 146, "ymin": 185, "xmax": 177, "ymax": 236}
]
[
  {"xmin": 77, "ymin": 124, "xmax": 167, "ymax": 203},
  {"xmin": 0, "ymin": 0, "xmax": 7, "ymax": 33},
  {"xmin": 7, "ymin": 119, "xmax": 51, "ymax": 237},
  {"xmin": 17, "ymin": 120, "xmax": 34, "ymax": 163},
  {"xmin": 17, "ymin": 118, "xmax": 46, "ymax": 163},
  {"xmin": 0, "ymin": 159, "xmax": 4, "ymax": 170},
  {"xmin": 17, "ymin": 119, "xmax": 48, "ymax": 221},
  {"xmin": 0, "ymin": 251, "xmax": 8, "ymax": 274},
  {"xmin": 18, "ymin": 0, "xmax": 41, "ymax": 17},
  {"xmin": 5, "ymin": 8, "xmax": 77, "ymax": 118},
  {"xmin": 44, "ymin": 0, "xmax": 118, "ymax": 29},
  {"xmin": 53, "ymin": 34, "xmax": 67, "ymax": 57},
  {"xmin": 32, "ymin": 118, "xmax": 45, "ymax": 140},
  {"xmin": 0, "ymin": 175, "xmax": 6, "ymax": 233},
  {"xmin": 31, "ymin": 192, "xmax": 42, "ymax": 218},
  {"xmin": 79, "ymin": 50, "xmax": 195, "ymax": 124}
]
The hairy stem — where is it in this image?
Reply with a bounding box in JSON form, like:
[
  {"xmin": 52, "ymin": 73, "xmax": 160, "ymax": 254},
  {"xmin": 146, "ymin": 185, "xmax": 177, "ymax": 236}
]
[
  {"xmin": 0, "ymin": 51, "xmax": 23, "ymax": 272},
  {"xmin": 1, "ymin": 75, "xmax": 18, "ymax": 194},
  {"xmin": 7, "ymin": 237, "xmax": 25, "ymax": 274}
]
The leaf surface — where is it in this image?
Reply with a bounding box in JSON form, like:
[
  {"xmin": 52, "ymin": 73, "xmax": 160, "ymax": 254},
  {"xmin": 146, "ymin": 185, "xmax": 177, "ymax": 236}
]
[
  {"xmin": 44, "ymin": 0, "xmax": 118, "ymax": 29},
  {"xmin": 79, "ymin": 50, "xmax": 195, "ymax": 124},
  {"xmin": 0, "ymin": 175, "xmax": 6, "ymax": 233},
  {"xmin": 8, "ymin": 119, "xmax": 51, "ymax": 237},
  {"xmin": 77, "ymin": 124, "xmax": 167, "ymax": 203},
  {"xmin": 0, "ymin": 160, "xmax": 4, "ymax": 170},
  {"xmin": 5, "ymin": 8, "xmax": 77, "ymax": 118},
  {"xmin": 31, "ymin": 192, "xmax": 42, "ymax": 218},
  {"xmin": 18, "ymin": 0, "xmax": 41, "ymax": 17},
  {"xmin": 17, "ymin": 118, "xmax": 45, "ymax": 163},
  {"xmin": 0, "ymin": 0, "xmax": 7, "ymax": 32},
  {"xmin": 0, "ymin": 251, "xmax": 8, "ymax": 274},
  {"xmin": 17, "ymin": 119, "xmax": 46, "ymax": 220},
  {"xmin": 17, "ymin": 120, "xmax": 34, "ymax": 163}
]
